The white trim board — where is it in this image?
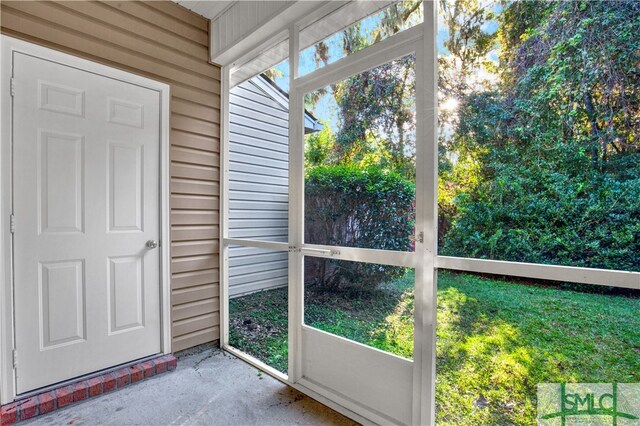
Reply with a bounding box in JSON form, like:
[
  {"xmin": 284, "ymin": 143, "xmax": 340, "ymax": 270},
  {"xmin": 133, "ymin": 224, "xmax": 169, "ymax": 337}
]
[
  {"xmin": 219, "ymin": 65, "xmax": 231, "ymax": 348},
  {"xmin": 436, "ymin": 256, "xmax": 640, "ymax": 290},
  {"xmin": 295, "ymin": 24, "xmax": 423, "ymax": 94},
  {"xmin": 0, "ymin": 35, "xmax": 171, "ymax": 404},
  {"xmin": 216, "ymin": 1, "xmax": 395, "ymax": 69}
]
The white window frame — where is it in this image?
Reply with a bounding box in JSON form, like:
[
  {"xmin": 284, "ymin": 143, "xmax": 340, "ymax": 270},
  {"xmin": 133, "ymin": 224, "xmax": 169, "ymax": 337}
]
[{"xmin": 219, "ymin": 1, "xmax": 639, "ymax": 424}]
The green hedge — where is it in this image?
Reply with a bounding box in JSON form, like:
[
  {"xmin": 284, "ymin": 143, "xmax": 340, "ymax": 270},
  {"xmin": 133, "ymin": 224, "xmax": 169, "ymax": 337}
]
[
  {"xmin": 305, "ymin": 165, "xmax": 415, "ymax": 290},
  {"xmin": 442, "ymin": 170, "xmax": 640, "ymax": 272}
]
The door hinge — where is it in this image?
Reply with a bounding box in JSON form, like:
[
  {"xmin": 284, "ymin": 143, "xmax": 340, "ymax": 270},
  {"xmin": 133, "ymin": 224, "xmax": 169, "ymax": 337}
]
[
  {"xmin": 10, "ymin": 78, "xmax": 15, "ymax": 97},
  {"xmin": 12, "ymin": 349, "xmax": 17, "ymax": 369},
  {"xmin": 10, "ymin": 214, "xmax": 15, "ymax": 234}
]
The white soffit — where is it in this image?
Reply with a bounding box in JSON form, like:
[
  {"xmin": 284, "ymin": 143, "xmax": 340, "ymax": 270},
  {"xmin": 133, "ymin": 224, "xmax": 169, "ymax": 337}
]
[
  {"xmin": 298, "ymin": 1, "xmax": 393, "ymax": 48},
  {"xmin": 172, "ymin": 1, "xmax": 236, "ymax": 20},
  {"xmin": 212, "ymin": 1, "xmax": 324, "ymax": 67},
  {"xmin": 224, "ymin": 1, "xmax": 394, "ymax": 86}
]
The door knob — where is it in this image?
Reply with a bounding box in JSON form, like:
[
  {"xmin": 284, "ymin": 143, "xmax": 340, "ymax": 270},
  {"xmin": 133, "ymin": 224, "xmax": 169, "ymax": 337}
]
[{"xmin": 146, "ymin": 240, "xmax": 159, "ymax": 249}]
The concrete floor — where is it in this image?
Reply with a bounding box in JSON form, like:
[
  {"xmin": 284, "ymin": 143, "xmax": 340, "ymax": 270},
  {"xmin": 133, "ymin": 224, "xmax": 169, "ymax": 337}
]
[{"xmin": 24, "ymin": 347, "xmax": 358, "ymax": 426}]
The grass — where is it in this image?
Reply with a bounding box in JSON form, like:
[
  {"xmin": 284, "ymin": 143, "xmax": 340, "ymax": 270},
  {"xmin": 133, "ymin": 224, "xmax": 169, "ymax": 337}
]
[
  {"xmin": 229, "ymin": 271, "xmax": 640, "ymax": 425},
  {"xmin": 229, "ymin": 288, "xmax": 289, "ymax": 372}
]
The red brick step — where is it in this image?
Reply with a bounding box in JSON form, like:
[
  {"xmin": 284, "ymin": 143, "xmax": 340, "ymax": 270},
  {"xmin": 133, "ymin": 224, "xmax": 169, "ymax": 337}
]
[{"xmin": 0, "ymin": 354, "xmax": 177, "ymax": 425}]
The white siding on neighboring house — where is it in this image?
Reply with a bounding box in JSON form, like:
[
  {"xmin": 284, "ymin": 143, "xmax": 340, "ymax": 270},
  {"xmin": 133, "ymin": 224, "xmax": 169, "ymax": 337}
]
[
  {"xmin": 228, "ymin": 75, "xmax": 319, "ymax": 297},
  {"xmin": 229, "ymin": 76, "xmax": 288, "ymax": 297}
]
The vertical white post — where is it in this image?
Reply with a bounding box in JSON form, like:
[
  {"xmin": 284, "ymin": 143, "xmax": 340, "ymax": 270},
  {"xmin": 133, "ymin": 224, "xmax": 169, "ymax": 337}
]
[
  {"xmin": 413, "ymin": 2, "xmax": 439, "ymax": 425},
  {"xmin": 287, "ymin": 24, "xmax": 304, "ymax": 383},
  {"xmin": 220, "ymin": 65, "xmax": 231, "ymax": 348}
]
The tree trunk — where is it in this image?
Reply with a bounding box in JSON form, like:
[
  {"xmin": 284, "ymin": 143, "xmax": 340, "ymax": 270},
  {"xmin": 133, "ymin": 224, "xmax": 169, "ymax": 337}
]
[{"xmin": 583, "ymin": 92, "xmax": 603, "ymax": 164}]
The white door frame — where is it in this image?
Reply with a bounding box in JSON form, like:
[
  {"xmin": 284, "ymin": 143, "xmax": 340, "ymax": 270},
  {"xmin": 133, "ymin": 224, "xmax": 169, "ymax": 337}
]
[{"xmin": 0, "ymin": 35, "xmax": 172, "ymax": 405}]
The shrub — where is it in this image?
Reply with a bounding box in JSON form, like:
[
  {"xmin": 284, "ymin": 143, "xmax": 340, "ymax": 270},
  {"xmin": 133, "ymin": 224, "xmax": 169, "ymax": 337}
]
[
  {"xmin": 305, "ymin": 165, "xmax": 415, "ymax": 290},
  {"xmin": 442, "ymin": 169, "xmax": 640, "ymax": 272}
]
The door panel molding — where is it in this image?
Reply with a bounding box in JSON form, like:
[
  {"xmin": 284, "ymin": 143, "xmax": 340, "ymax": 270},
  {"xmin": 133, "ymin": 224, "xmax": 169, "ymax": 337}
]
[
  {"xmin": 39, "ymin": 259, "xmax": 86, "ymax": 349},
  {"xmin": 37, "ymin": 129, "xmax": 85, "ymax": 235}
]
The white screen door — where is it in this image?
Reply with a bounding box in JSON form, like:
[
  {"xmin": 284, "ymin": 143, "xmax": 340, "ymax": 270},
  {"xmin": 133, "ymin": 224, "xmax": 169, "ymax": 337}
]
[
  {"xmin": 289, "ymin": 33, "xmax": 429, "ymax": 425},
  {"xmin": 12, "ymin": 52, "xmax": 162, "ymax": 394}
]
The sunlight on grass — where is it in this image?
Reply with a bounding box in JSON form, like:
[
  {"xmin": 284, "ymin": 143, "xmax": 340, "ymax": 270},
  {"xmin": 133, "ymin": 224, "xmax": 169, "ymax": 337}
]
[
  {"xmin": 372, "ymin": 288, "xmax": 414, "ymax": 358},
  {"xmin": 305, "ymin": 271, "xmax": 416, "ymax": 359},
  {"xmin": 435, "ymin": 272, "xmax": 639, "ymax": 425},
  {"xmin": 229, "ymin": 271, "xmax": 640, "ymax": 425}
]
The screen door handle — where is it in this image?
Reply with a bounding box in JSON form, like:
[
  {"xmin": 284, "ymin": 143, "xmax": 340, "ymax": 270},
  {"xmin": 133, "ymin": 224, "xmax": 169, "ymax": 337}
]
[
  {"xmin": 409, "ymin": 231, "xmax": 424, "ymax": 244},
  {"xmin": 300, "ymin": 247, "xmax": 340, "ymax": 256}
]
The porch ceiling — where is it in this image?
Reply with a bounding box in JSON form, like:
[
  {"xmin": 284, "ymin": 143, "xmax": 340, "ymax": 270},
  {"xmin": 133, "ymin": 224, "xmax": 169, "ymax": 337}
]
[
  {"xmin": 174, "ymin": 1, "xmax": 394, "ymax": 84},
  {"xmin": 171, "ymin": 0, "xmax": 236, "ymax": 20}
]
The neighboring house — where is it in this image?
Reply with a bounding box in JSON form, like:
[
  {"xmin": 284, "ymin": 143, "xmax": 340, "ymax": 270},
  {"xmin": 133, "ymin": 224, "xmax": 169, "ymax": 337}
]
[{"xmin": 228, "ymin": 74, "xmax": 320, "ymax": 297}]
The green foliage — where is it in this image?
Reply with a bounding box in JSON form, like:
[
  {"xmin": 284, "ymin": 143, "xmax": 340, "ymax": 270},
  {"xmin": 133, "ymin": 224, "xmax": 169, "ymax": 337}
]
[
  {"xmin": 333, "ymin": 55, "xmax": 417, "ymax": 178},
  {"xmin": 508, "ymin": 1, "xmax": 640, "ymax": 160},
  {"xmin": 304, "ymin": 124, "xmax": 335, "ymax": 169},
  {"xmin": 443, "ymin": 164, "xmax": 640, "ymax": 270},
  {"xmin": 441, "ymin": 1, "xmax": 640, "ymax": 272},
  {"xmin": 304, "ymin": 0, "xmax": 640, "ymax": 273},
  {"xmin": 438, "ymin": 91, "xmax": 506, "ymax": 242},
  {"xmin": 438, "ymin": 0, "xmax": 499, "ymax": 97},
  {"xmin": 305, "ymin": 164, "xmax": 415, "ymax": 290},
  {"xmin": 497, "ymin": 0, "xmax": 553, "ymax": 80},
  {"xmin": 308, "ymin": 5, "xmax": 421, "ymax": 180}
]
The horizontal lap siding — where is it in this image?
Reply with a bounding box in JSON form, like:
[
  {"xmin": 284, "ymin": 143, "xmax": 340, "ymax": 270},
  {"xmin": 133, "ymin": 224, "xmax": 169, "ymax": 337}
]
[
  {"xmin": 1, "ymin": 0, "xmax": 221, "ymax": 352},
  {"xmin": 229, "ymin": 77, "xmax": 289, "ymax": 297}
]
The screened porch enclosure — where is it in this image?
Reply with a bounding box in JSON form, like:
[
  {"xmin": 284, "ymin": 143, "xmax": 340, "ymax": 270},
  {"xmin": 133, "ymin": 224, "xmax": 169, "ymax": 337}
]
[{"xmin": 210, "ymin": 1, "xmax": 639, "ymax": 425}]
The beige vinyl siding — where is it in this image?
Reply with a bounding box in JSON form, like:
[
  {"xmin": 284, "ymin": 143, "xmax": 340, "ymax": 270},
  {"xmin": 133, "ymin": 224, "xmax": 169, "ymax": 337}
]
[{"xmin": 1, "ymin": 0, "xmax": 221, "ymax": 352}]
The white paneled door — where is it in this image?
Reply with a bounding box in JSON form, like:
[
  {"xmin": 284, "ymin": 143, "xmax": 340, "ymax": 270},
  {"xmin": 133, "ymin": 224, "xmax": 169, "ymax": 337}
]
[{"xmin": 12, "ymin": 53, "xmax": 162, "ymax": 394}]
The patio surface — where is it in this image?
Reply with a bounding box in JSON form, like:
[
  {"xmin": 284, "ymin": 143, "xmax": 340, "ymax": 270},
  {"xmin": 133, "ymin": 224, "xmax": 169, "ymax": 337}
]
[{"xmin": 22, "ymin": 346, "xmax": 358, "ymax": 425}]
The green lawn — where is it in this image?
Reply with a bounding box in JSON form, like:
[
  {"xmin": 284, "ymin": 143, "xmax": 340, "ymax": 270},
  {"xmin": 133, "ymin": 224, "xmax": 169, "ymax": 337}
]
[{"xmin": 229, "ymin": 271, "xmax": 640, "ymax": 425}]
